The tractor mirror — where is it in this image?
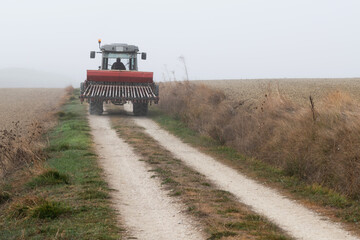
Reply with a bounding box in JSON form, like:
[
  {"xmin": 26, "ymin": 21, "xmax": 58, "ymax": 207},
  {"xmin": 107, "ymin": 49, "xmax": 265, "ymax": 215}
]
[
  {"xmin": 141, "ymin": 52, "xmax": 147, "ymax": 60},
  {"xmin": 90, "ymin": 51, "xmax": 96, "ymax": 59}
]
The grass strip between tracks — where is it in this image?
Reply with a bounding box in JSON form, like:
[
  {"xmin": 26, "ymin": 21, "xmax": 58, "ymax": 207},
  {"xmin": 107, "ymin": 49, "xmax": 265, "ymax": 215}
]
[
  {"xmin": 110, "ymin": 113, "xmax": 291, "ymax": 240},
  {"xmin": 148, "ymin": 107, "xmax": 360, "ymax": 233},
  {"xmin": 0, "ymin": 90, "xmax": 122, "ymax": 240}
]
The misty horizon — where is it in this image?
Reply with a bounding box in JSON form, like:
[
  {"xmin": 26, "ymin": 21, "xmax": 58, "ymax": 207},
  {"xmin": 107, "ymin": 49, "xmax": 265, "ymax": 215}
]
[{"xmin": 1, "ymin": 0, "xmax": 360, "ymax": 88}]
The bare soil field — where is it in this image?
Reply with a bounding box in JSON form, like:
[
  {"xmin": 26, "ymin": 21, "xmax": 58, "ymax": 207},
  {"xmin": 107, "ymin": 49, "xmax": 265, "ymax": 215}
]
[
  {"xmin": 195, "ymin": 78, "xmax": 360, "ymax": 105},
  {"xmin": 0, "ymin": 88, "xmax": 65, "ymax": 131}
]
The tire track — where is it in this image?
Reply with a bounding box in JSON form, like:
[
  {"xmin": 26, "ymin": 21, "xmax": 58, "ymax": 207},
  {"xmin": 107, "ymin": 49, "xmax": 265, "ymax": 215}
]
[
  {"xmin": 134, "ymin": 117, "xmax": 359, "ymax": 240},
  {"xmin": 89, "ymin": 115, "xmax": 203, "ymax": 240}
]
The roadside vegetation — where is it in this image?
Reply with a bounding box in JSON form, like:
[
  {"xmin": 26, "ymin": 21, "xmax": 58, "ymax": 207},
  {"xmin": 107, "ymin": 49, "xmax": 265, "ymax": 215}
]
[
  {"xmin": 110, "ymin": 113, "xmax": 290, "ymax": 240},
  {"xmin": 155, "ymin": 81, "xmax": 360, "ymax": 229},
  {"xmin": 0, "ymin": 89, "xmax": 122, "ymax": 239}
]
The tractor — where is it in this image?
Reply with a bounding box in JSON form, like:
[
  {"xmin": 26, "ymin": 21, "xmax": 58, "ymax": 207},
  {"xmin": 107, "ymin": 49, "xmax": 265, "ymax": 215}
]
[{"xmin": 79, "ymin": 40, "xmax": 159, "ymax": 115}]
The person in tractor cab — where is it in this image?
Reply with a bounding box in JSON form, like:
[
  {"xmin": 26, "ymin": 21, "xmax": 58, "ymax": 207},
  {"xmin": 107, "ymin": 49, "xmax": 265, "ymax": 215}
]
[{"xmin": 111, "ymin": 58, "xmax": 126, "ymax": 70}]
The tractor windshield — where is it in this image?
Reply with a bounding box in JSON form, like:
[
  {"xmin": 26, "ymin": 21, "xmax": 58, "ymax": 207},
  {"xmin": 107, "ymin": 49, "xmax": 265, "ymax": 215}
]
[{"xmin": 102, "ymin": 52, "xmax": 138, "ymax": 71}]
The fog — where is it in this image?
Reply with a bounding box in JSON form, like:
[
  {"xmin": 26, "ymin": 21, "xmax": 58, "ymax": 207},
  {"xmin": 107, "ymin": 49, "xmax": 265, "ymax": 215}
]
[{"xmin": 0, "ymin": 0, "xmax": 359, "ymax": 87}]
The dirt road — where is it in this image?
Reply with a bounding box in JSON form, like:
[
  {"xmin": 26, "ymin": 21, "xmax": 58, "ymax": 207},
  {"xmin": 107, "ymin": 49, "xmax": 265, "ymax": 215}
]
[
  {"xmin": 134, "ymin": 117, "xmax": 359, "ymax": 240},
  {"xmin": 89, "ymin": 115, "xmax": 203, "ymax": 240}
]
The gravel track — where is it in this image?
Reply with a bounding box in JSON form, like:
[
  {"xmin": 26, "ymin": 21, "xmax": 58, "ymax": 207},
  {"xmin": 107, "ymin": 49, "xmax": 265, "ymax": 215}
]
[
  {"xmin": 134, "ymin": 117, "xmax": 359, "ymax": 240},
  {"xmin": 89, "ymin": 115, "xmax": 203, "ymax": 240}
]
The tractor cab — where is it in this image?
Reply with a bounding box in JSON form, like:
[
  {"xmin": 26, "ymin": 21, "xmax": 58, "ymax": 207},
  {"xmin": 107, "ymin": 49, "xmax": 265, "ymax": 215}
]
[{"xmin": 90, "ymin": 41, "xmax": 147, "ymax": 71}]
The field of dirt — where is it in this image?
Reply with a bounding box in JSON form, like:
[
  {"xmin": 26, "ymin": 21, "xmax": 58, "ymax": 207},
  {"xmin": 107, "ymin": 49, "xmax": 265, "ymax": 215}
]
[
  {"xmin": 0, "ymin": 88, "xmax": 65, "ymax": 131},
  {"xmin": 195, "ymin": 78, "xmax": 360, "ymax": 105}
]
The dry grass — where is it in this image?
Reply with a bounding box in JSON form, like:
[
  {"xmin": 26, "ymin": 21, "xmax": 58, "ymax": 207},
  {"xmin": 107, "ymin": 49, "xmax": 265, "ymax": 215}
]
[
  {"xmin": 0, "ymin": 88, "xmax": 66, "ymax": 177},
  {"xmin": 159, "ymin": 81, "xmax": 360, "ymax": 198}
]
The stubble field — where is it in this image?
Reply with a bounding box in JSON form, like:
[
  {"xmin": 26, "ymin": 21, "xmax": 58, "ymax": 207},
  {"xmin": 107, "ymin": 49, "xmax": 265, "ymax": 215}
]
[{"xmin": 196, "ymin": 78, "xmax": 360, "ymax": 105}]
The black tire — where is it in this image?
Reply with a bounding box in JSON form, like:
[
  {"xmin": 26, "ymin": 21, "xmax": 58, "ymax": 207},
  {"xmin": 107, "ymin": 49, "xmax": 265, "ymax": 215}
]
[
  {"xmin": 80, "ymin": 82, "xmax": 85, "ymax": 95},
  {"xmin": 133, "ymin": 102, "xmax": 148, "ymax": 116},
  {"xmin": 154, "ymin": 84, "xmax": 159, "ymax": 97},
  {"xmin": 89, "ymin": 101, "xmax": 103, "ymax": 115}
]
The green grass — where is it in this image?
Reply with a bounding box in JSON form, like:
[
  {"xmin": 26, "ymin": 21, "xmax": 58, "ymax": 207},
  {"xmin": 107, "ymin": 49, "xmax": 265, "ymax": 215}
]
[
  {"xmin": 149, "ymin": 107, "xmax": 360, "ymax": 224},
  {"xmin": 0, "ymin": 90, "xmax": 122, "ymax": 240},
  {"xmin": 27, "ymin": 170, "xmax": 70, "ymax": 188},
  {"xmin": 0, "ymin": 191, "xmax": 11, "ymax": 205},
  {"xmin": 8, "ymin": 197, "xmax": 69, "ymax": 220},
  {"xmin": 208, "ymin": 231, "xmax": 237, "ymax": 239}
]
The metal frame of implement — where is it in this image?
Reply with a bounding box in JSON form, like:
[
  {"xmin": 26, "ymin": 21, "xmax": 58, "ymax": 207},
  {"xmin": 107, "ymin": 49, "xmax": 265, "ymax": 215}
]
[{"xmin": 80, "ymin": 82, "xmax": 159, "ymax": 104}]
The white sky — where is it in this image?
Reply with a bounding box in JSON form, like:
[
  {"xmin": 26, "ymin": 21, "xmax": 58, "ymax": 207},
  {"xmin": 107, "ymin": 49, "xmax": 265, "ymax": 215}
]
[{"xmin": 0, "ymin": 0, "xmax": 359, "ymax": 85}]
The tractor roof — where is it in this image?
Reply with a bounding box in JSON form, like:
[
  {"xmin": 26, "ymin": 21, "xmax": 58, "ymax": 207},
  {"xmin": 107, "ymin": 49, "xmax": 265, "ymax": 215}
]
[{"xmin": 100, "ymin": 43, "xmax": 139, "ymax": 53}]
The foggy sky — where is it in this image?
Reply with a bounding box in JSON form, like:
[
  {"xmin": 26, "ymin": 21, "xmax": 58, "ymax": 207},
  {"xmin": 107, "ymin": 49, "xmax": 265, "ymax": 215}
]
[{"xmin": 0, "ymin": 0, "xmax": 359, "ymax": 87}]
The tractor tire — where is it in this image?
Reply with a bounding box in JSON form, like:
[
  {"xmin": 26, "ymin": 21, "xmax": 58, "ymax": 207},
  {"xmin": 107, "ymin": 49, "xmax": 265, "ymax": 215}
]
[
  {"xmin": 133, "ymin": 102, "xmax": 148, "ymax": 116},
  {"xmin": 80, "ymin": 82, "xmax": 85, "ymax": 95},
  {"xmin": 154, "ymin": 84, "xmax": 159, "ymax": 97},
  {"xmin": 89, "ymin": 101, "xmax": 103, "ymax": 115}
]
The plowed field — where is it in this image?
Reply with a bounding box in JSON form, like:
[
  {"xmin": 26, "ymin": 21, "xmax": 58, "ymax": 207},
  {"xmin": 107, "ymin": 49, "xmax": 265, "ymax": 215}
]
[{"xmin": 0, "ymin": 88, "xmax": 65, "ymax": 131}]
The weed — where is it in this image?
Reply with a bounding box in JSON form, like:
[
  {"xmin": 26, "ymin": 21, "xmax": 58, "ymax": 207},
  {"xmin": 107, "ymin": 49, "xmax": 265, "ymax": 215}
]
[
  {"xmin": 57, "ymin": 111, "xmax": 66, "ymax": 117},
  {"xmin": 7, "ymin": 196, "xmax": 68, "ymax": 219},
  {"xmin": 225, "ymin": 221, "xmax": 256, "ymax": 230},
  {"xmin": 170, "ymin": 191, "xmax": 182, "ymax": 196},
  {"xmin": 27, "ymin": 169, "xmax": 70, "ymax": 188},
  {"xmin": 0, "ymin": 191, "xmax": 11, "ymax": 204},
  {"xmin": 187, "ymin": 205, "xmax": 196, "ymax": 212},
  {"xmin": 79, "ymin": 189, "xmax": 110, "ymax": 200},
  {"xmin": 220, "ymin": 208, "xmax": 240, "ymax": 214},
  {"xmin": 31, "ymin": 201, "xmax": 69, "ymax": 219},
  {"xmin": 161, "ymin": 177, "xmax": 178, "ymax": 185},
  {"xmin": 208, "ymin": 231, "xmax": 237, "ymax": 239}
]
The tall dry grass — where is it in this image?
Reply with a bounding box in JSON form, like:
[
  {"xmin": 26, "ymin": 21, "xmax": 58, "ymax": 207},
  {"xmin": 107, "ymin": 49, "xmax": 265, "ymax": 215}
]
[
  {"xmin": 159, "ymin": 81, "xmax": 360, "ymax": 198},
  {"xmin": 0, "ymin": 86, "xmax": 74, "ymax": 178},
  {"xmin": 0, "ymin": 122, "xmax": 45, "ymax": 178}
]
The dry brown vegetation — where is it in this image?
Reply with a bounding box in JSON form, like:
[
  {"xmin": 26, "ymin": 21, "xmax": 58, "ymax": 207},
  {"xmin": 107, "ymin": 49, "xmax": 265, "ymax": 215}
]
[
  {"xmin": 196, "ymin": 78, "xmax": 360, "ymax": 106},
  {"xmin": 0, "ymin": 88, "xmax": 66, "ymax": 177},
  {"xmin": 159, "ymin": 80, "xmax": 360, "ymax": 198}
]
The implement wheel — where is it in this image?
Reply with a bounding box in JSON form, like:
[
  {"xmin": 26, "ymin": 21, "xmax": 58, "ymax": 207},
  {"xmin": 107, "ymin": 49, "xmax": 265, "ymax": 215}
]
[
  {"xmin": 90, "ymin": 101, "xmax": 103, "ymax": 115},
  {"xmin": 133, "ymin": 102, "xmax": 148, "ymax": 116}
]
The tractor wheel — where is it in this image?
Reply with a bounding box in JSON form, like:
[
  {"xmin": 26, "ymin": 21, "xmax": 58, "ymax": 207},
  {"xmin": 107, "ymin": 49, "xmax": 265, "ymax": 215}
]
[
  {"xmin": 133, "ymin": 102, "xmax": 148, "ymax": 116},
  {"xmin": 90, "ymin": 101, "xmax": 103, "ymax": 115},
  {"xmin": 80, "ymin": 82, "xmax": 85, "ymax": 95}
]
